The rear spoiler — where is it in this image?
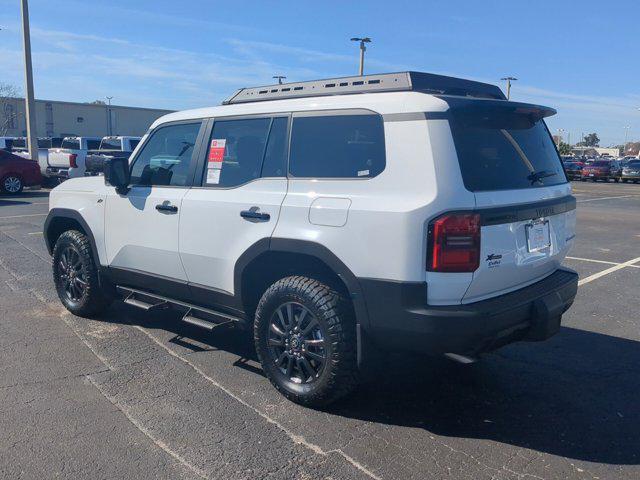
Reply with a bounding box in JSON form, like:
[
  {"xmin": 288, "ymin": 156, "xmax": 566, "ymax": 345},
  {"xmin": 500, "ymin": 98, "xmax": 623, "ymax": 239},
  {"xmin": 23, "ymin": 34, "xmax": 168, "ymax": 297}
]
[{"xmin": 438, "ymin": 96, "xmax": 556, "ymax": 122}]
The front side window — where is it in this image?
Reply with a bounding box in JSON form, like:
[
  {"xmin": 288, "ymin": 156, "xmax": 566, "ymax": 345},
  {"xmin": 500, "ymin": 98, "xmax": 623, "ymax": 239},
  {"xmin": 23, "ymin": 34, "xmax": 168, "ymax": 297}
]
[
  {"xmin": 289, "ymin": 114, "xmax": 385, "ymax": 178},
  {"xmin": 130, "ymin": 122, "xmax": 201, "ymax": 187}
]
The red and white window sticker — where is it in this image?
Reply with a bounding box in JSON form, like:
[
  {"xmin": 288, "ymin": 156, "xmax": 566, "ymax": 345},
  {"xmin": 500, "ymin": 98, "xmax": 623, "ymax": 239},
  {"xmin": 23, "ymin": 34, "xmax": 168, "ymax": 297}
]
[{"xmin": 206, "ymin": 139, "xmax": 226, "ymax": 184}]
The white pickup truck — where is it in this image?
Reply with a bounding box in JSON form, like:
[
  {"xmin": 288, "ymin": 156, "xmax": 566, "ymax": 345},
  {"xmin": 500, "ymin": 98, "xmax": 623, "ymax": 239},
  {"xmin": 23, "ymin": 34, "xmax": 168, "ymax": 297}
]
[
  {"xmin": 47, "ymin": 136, "xmax": 101, "ymax": 179},
  {"xmin": 85, "ymin": 136, "xmax": 141, "ymax": 174},
  {"xmin": 12, "ymin": 137, "xmax": 64, "ymax": 185}
]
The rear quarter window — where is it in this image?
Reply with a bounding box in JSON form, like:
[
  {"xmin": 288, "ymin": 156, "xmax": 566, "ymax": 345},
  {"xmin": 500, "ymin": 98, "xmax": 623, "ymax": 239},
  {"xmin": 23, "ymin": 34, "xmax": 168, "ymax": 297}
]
[
  {"xmin": 289, "ymin": 113, "xmax": 385, "ymax": 178},
  {"xmin": 450, "ymin": 111, "xmax": 567, "ymax": 191}
]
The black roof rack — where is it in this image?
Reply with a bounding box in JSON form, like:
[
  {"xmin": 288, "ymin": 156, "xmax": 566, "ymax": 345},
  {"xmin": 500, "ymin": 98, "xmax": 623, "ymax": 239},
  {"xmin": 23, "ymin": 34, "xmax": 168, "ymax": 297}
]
[{"xmin": 222, "ymin": 71, "xmax": 506, "ymax": 105}]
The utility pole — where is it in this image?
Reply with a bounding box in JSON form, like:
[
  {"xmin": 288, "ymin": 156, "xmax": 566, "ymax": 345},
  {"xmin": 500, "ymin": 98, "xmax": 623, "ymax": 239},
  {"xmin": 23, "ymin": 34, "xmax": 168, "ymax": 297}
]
[
  {"xmin": 272, "ymin": 75, "xmax": 286, "ymax": 85},
  {"xmin": 20, "ymin": 0, "xmax": 37, "ymax": 161},
  {"xmin": 106, "ymin": 96, "xmax": 113, "ymax": 136},
  {"xmin": 500, "ymin": 76, "xmax": 517, "ymax": 100},
  {"xmin": 350, "ymin": 37, "xmax": 371, "ymax": 76},
  {"xmin": 624, "ymin": 125, "xmax": 630, "ymax": 145}
]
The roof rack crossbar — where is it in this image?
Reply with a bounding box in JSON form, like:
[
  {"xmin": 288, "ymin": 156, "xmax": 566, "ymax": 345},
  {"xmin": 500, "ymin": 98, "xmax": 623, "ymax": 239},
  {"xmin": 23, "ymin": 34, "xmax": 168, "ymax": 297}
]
[{"xmin": 222, "ymin": 71, "xmax": 505, "ymax": 105}]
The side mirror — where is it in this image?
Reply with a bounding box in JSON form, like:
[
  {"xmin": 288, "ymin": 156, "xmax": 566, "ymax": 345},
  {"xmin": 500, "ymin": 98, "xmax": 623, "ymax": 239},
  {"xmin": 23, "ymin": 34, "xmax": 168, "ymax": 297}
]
[{"xmin": 104, "ymin": 157, "xmax": 130, "ymax": 194}]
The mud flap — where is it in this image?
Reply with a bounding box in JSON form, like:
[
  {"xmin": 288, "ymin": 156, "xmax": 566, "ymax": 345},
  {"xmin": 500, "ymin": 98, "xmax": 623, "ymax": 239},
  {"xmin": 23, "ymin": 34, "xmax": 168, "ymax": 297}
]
[{"xmin": 527, "ymin": 291, "xmax": 564, "ymax": 341}]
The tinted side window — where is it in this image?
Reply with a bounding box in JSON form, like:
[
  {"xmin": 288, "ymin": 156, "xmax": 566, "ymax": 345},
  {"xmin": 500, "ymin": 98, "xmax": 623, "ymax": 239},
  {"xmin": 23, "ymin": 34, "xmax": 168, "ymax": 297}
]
[
  {"xmin": 129, "ymin": 139, "xmax": 140, "ymax": 151},
  {"xmin": 262, "ymin": 117, "xmax": 288, "ymax": 177},
  {"xmin": 130, "ymin": 122, "xmax": 201, "ymax": 187},
  {"xmin": 289, "ymin": 114, "xmax": 385, "ymax": 178},
  {"xmin": 204, "ymin": 118, "xmax": 271, "ymax": 187}
]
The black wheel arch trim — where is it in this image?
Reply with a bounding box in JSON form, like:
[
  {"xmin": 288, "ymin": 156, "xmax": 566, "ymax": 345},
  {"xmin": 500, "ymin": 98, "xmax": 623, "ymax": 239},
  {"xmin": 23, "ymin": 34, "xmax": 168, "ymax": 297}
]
[
  {"xmin": 44, "ymin": 208, "xmax": 101, "ymax": 267},
  {"xmin": 234, "ymin": 237, "xmax": 370, "ymax": 331}
]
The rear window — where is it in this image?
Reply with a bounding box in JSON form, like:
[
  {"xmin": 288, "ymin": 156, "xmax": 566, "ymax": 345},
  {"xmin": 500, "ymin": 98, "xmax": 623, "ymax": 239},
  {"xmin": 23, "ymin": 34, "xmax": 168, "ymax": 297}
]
[
  {"xmin": 289, "ymin": 114, "xmax": 385, "ymax": 178},
  {"xmin": 450, "ymin": 111, "xmax": 567, "ymax": 191},
  {"xmin": 86, "ymin": 140, "xmax": 101, "ymax": 150},
  {"xmin": 99, "ymin": 138, "xmax": 122, "ymax": 150},
  {"xmin": 61, "ymin": 138, "xmax": 80, "ymax": 150},
  {"xmin": 591, "ymin": 161, "xmax": 610, "ymax": 167}
]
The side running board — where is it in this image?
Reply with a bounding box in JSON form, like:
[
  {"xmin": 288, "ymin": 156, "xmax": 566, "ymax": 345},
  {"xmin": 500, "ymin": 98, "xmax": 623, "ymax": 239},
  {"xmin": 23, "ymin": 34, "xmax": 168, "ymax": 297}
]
[{"xmin": 117, "ymin": 286, "xmax": 242, "ymax": 331}]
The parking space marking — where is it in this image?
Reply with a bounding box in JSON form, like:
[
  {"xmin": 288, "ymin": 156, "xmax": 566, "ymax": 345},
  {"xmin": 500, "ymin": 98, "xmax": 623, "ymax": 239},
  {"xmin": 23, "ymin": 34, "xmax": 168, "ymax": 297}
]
[
  {"xmin": 566, "ymin": 256, "xmax": 640, "ymax": 268},
  {"xmin": 134, "ymin": 325, "xmax": 382, "ymax": 480},
  {"xmin": 0, "ymin": 213, "xmax": 48, "ymax": 219},
  {"xmin": 28, "ymin": 231, "xmax": 43, "ymax": 235},
  {"xmin": 577, "ymin": 256, "xmax": 640, "ymax": 286},
  {"xmin": 577, "ymin": 195, "xmax": 633, "ymax": 203}
]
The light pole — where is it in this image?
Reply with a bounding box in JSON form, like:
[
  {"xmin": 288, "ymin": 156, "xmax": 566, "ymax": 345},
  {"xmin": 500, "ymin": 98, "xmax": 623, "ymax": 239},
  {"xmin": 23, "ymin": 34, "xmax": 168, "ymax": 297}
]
[
  {"xmin": 272, "ymin": 75, "xmax": 286, "ymax": 85},
  {"xmin": 106, "ymin": 96, "xmax": 113, "ymax": 136},
  {"xmin": 500, "ymin": 76, "xmax": 517, "ymax": 100},
  {"xmin": 350, "ymin": 37, "xmax": 371, "ymax": 76},
  {"xmin": 20, "ymin": 0, "xmax": 37, "ymax": 162},
  {"xmin": 557, "ymin": 128, "xmax": 565, "ymax": 148},
  {"xmin": 624, "ymin": 125, "xmax": 630, "ymax": 145}
]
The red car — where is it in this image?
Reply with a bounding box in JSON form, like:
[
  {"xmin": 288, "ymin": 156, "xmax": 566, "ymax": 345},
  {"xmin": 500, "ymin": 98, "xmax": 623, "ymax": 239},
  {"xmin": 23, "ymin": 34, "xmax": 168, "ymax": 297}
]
[
  {"xmin": 0, "ymin": 150, "xmax": 42, "ymax": 194},
  {"xmin": 581, "ymin": 160, "xmax": 622, "ymax": 182}
]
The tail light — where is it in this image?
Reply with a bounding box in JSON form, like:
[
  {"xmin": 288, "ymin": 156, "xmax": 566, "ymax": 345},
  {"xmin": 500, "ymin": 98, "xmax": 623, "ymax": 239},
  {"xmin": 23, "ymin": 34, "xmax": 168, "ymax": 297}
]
[
  {"xmin": 427, "ymin": 213, "xmax": 481, "ymax": 272},
  {"xmin": 69, "ymin": 154, "xmax": 78, "ymax": 168}
]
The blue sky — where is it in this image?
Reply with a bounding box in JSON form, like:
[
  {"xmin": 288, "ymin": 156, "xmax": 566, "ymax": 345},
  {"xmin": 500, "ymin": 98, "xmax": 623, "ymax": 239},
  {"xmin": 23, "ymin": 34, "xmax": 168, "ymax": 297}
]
[{"xmin": 1, "ymin": 0, "xmax": 639, "ymax": 146}]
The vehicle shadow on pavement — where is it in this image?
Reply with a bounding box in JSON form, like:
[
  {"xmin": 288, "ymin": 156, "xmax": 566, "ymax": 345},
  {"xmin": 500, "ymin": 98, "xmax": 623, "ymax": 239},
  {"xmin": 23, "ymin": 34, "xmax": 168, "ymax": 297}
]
[{"xmin": 103, "ymin": 304, "xmax": 639, "ymax": 466}]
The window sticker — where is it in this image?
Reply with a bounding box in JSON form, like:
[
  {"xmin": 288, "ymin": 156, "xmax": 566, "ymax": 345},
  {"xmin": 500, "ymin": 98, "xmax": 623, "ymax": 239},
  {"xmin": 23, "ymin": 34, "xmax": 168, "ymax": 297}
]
[
  {"xmin": 206, "ymin": 168, "xmax": 221, "ymax": 185},
  {"xmin": 208, "ymin": 139, "xmax": 226, "ymax": 165},
  {"xmin": 207, "ymin": 139, "xmax": 226, "ymax": 184}
]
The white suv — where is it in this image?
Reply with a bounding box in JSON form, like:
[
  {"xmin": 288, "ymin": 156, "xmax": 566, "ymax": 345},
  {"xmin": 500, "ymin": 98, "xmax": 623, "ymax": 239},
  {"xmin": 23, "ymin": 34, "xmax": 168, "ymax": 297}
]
[{"xmin": 44, "ymin": 72, "xmax": 578, "ymax": 406}]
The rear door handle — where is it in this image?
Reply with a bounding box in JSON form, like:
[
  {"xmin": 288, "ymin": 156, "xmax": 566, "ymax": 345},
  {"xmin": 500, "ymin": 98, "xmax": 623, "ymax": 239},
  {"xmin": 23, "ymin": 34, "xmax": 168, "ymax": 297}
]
[
  {"xmin": 155, "ymin": 204, "xmax": 178, "ymax": 213},
  {"xmin": 240, "ymin": 208, "xmax": 270, "ymax": 221}
]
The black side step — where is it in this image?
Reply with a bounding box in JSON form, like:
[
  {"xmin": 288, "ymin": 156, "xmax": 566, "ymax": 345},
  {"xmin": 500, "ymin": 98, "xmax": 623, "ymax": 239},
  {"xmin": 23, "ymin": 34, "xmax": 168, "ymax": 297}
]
[{"xmin": 117, "ymin": 286, "xmax": 242, "ymax": 331}]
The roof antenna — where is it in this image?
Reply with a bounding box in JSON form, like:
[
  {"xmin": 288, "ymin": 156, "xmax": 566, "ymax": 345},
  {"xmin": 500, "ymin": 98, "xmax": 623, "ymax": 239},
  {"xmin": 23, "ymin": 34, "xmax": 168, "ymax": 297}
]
[{"xmin": 273, "ymin": 75, "xmax": 286, "ymax": 85}]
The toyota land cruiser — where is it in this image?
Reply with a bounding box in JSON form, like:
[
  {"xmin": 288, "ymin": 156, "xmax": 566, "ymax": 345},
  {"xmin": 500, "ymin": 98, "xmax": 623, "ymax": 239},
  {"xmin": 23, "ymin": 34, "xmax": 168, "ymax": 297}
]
[{"xmin": 44, "ymin": 72, "xmax": 578, "ymax": 406}]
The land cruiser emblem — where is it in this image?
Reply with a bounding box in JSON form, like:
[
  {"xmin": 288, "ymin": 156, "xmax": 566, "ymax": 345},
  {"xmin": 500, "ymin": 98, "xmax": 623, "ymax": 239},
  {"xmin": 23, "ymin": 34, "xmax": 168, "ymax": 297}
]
[
  {"xmin": 486, "ymin": 253, "xmax": 502, "ymax": 268},
  {"xmin": 535, "ymin": 206, "xmax": 554, "ymax": 217}
]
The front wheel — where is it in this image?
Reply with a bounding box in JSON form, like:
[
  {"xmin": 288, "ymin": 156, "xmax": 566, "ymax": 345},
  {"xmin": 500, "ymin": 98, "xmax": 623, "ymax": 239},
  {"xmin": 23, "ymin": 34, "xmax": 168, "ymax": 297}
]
[
  {"xmin": 254, "ymin": 276, "xmax": 358, "ymax": 407},
  {"xmin": 52, "ymin": 230, "xmax": 111, "ymax": 317}
]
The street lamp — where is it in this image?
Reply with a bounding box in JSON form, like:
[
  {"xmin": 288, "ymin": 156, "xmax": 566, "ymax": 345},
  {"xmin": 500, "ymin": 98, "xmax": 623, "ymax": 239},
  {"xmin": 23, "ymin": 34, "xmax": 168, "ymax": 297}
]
[
  {"xmin": 500, "ymin": 76, "xmax": 517, "ymax": 100},
  {"xmin": 624, "ymin": 125, "xmax": 630, "ymax": 145},
  {"xmin": 106, "ymin": 96, "xmax": 113, "ymax": 136},
  {"xmin": 20, "ymin": 0, "xmax": 37, "ymax": 161},
  {"xmin": 557, "ymin": 128, "xmax": 565, "ymax": 148},
  {"xmin": 350, "ymin": 37, "xmax": 371, "ymax": 76},
  {"xmin": 272, "ymin": 75, "xmax": 286, "ymax": 85}
]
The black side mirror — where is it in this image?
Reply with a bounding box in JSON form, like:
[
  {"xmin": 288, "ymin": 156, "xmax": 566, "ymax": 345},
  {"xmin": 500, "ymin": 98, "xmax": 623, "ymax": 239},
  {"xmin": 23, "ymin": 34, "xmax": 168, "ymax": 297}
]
[{"xmin": 104, "ymin": 157, "xmax": 130, "ymax": 194}]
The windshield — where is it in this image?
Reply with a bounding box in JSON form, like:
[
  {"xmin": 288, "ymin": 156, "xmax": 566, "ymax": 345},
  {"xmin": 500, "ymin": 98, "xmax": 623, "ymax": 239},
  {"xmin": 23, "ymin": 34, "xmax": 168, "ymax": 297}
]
[
  {"xmin": 449, "ymin": 110, "xmax": 567, "ymax": 191},
  {"xmin": 99, "ymin": 138, "xmax": 122, "ymax": 150},
  {"xmin": 61, "ymin": 138, "xmax": 80, "ymax": 150}
]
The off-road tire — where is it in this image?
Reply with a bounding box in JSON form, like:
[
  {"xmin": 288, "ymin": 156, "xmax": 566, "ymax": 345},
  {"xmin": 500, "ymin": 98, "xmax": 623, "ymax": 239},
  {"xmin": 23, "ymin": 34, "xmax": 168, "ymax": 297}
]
[
  {"xmin": 254, "ymin": 276, "xmax": 358, "ymax": 407},
  {"xmin": 52, "ymin": 230, "xmax": 111, "ymax": 318}
]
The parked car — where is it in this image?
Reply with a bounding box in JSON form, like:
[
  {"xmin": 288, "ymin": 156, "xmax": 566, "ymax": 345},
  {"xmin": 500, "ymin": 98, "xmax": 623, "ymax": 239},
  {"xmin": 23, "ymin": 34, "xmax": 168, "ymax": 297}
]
[
  {"xmin": 44, "ymin": 71, "xmax": 578, "ymax": 407},
  {"xmin": 47, "ymin": 136, "xmax": 101, "ymax": 179},
  {"xmin": 12, "ymin": 137, "xmax": 65, "ymax": 186},
  {"xmin": 564, "ymin": 161, "xmax": 584, "ymax": 180},
  {"xmin": 621, "ymin": 160, "xmax": 640, "ymax": 183},
  {"xmin": 85, "ymin": 136, "xmax": 141, "ymax": 174},
  {"xmin": 581, "ymin": 160, "xmax": 622, "ymax": 182},
  {"xmin": 0, "ymin": 149, "xmax": 42, "ymax": 194}
]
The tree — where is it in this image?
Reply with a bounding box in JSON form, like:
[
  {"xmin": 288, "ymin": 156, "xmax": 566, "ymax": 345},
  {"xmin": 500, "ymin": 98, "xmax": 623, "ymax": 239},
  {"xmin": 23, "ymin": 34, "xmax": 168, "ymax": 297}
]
[
  {"xmin": 0, "ymin": 83, "xmax": 22, "ymax": 136},
  {"xmin": 89, "ymin": 100, "xmax": 106, "ymax": 105},
  {"xmin": 558, "ymin": 142, "xmax": 572, "ymax": 155},
  {"xmin": 580, "ymin": 133, "xmax": 600, "ymax": 147}
]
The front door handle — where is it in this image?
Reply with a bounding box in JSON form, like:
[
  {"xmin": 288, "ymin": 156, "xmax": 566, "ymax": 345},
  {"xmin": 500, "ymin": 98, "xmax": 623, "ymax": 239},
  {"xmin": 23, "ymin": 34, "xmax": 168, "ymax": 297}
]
[
  {"xmin": 155, "ymin": 203, "xmax": 178, "ymax": 213},
  {"xmin": 240, "ymin": 208, "xmax": 270, "ymax": 222}
]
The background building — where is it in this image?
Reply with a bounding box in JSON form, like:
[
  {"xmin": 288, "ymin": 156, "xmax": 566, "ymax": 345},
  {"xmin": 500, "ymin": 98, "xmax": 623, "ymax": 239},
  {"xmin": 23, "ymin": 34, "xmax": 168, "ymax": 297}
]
[{"xmin": 1, "ymin": 97, "xmax": 173, "ymax": 138}]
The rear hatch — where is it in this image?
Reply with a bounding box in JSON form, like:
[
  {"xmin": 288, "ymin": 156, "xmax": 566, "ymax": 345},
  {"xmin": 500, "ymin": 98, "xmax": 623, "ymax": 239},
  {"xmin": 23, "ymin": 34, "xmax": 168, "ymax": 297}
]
[{"xmin": 446, "ymin": 100, "xmax": 575, "ymax": 303}]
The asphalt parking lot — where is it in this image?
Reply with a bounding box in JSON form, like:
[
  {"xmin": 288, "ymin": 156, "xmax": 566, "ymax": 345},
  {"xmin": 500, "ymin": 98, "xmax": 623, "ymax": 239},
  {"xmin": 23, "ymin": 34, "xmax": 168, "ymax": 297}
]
[{"xmin": 1, "ymin": 181, "xmax": 639, "ymax": 480}]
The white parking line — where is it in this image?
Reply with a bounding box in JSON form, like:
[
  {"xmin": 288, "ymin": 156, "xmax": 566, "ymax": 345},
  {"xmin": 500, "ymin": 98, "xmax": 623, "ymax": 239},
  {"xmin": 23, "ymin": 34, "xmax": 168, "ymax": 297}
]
[
  {"xmin": 0, "ymin": 213, "xmax": 47, "ymax": 219},
  {"xmin": 577, "ymin": 195, "xmax": 633, "ymax": 203},
  {"xmin": 28, "ymin": 231, "xmax": 43, "ymax": 235},
  {"xmin": 577, "ymin": 257, "xmax": 640, "ymax": 286},
  {"xmin": 566, "ymin": 256, "xmax": 640, "ymax": 268}
]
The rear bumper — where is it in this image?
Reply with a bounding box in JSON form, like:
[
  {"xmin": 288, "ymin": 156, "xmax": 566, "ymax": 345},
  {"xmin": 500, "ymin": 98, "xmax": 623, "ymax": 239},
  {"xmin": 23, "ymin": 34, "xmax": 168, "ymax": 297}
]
[
  {"xmin": 361, "ymin": 268, "xmax": 578, "ymax": 356},
  {"xmin": 46, "ymin": 167, "xmax": 69, "ymax": 178},
  {"xmin": 621, "ymin": 173, "xmax": 640, "ymax": 180}
]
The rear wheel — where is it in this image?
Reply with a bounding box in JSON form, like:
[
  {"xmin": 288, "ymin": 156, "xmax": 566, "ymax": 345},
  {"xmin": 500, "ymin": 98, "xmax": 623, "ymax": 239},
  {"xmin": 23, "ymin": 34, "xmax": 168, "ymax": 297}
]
[
  {"xmin": 614, "ymin": 177, "xmax": 620, "ymax": 183},
  {"xmin": 254, "ymin": 276, "xmax": 358, "ymax": 407},
  {"xmin": 1, "ymin": 174, "xmax": 23, "ymax": 194},
  {"xmin": 52, "ymin": 230, "xmax": 111, "ymax": 317}
]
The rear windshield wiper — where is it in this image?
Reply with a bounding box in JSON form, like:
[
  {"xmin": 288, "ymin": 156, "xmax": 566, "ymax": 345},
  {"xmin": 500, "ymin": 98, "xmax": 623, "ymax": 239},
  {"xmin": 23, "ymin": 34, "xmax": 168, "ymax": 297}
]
[{"xmin": 527, "ymin": 170, "xmax": 557, "ymax": 184}]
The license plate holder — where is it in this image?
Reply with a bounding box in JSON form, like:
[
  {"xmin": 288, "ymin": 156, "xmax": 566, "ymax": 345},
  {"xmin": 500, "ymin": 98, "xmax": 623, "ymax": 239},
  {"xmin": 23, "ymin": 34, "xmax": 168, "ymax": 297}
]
[{"xmin": 526, "ymin": 220, "xmax": 551, "ymax": 252}]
